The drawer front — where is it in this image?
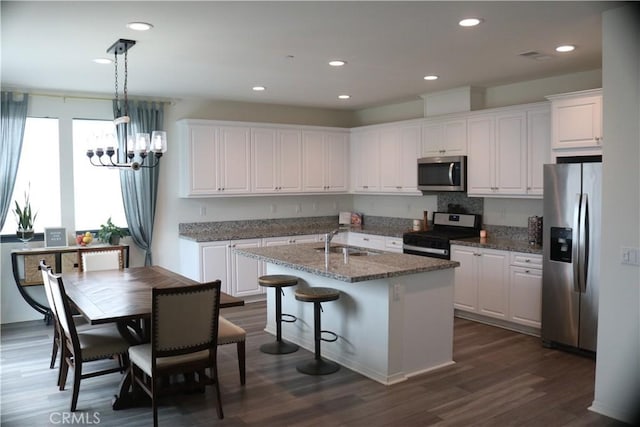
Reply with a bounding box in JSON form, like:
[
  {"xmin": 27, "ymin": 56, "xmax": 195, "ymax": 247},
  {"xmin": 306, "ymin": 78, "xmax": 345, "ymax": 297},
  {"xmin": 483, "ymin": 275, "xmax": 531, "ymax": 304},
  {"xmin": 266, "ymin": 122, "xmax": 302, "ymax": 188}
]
[
  {"xmin": 510, "ymin": 252, "xmax": 542, "ymax": 269},
  {"xmin": 349, "ymin": 233, "xmax": 385, "ymax": 250},
  {"xmin": 385, "ymin": 237, "xmax": 403, "ymax": 253}
]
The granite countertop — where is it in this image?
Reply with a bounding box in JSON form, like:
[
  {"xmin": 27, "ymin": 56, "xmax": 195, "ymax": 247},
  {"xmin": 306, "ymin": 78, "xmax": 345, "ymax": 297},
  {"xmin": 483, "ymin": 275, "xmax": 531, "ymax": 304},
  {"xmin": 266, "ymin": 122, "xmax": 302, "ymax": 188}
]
[
  {"xmin": 179, "ymin": 223, "xmax": 411, "ymax": 242},
  {"xmin": 233, "ymin": 242, "xmax": 459, "ymax": 283},
  {"xmin": 451, "ymin": 237, "xmax": 543, "ymax": 255}
]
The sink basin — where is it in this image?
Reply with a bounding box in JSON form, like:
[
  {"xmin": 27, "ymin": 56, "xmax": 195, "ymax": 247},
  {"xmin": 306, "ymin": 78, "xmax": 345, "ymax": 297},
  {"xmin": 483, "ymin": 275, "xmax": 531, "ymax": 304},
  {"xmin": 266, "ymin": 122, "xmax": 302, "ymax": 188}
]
[{"xmin": 315, "ymin": 245, "xmax": 380, "ymax": 256}]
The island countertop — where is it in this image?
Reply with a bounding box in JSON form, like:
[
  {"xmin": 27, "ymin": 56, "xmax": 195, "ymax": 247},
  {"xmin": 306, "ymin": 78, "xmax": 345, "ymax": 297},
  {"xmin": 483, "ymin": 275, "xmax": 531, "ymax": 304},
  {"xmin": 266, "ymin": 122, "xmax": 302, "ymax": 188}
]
[{"xmin": 233, "ymin": 242, "xmax": 459, "ymax": 283}]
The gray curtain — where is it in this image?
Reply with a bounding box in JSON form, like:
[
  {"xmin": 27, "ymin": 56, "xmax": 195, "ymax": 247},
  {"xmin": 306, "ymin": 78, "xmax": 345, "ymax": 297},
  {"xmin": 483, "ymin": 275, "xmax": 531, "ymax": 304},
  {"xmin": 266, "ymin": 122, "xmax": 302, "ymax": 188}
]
[
  {"xmin": 113, "ymin": 100, "xmax": 164, "ymax": 265},
  {"xmin": 0, "ymin": 92, "xmax": 29, "ymax": 230}
]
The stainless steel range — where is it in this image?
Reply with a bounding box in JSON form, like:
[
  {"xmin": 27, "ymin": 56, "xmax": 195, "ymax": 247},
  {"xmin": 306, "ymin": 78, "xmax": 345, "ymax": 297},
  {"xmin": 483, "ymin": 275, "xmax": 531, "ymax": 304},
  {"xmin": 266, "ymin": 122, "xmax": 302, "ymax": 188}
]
[{"xmin": 403, "ymin": 212, "xmax": 482, "ymax": 260}]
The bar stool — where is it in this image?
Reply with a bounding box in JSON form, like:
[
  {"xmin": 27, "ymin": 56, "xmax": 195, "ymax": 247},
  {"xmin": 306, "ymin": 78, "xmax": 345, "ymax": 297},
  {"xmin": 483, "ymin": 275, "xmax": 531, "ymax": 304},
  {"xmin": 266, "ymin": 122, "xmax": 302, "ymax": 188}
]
[
  {"xmin": 258, "ymin": 274, "xmax": 299, "ymax": 354},
  {"xmin": 294, "ymin": 287, "xmax": 340, "ymax": 375}
]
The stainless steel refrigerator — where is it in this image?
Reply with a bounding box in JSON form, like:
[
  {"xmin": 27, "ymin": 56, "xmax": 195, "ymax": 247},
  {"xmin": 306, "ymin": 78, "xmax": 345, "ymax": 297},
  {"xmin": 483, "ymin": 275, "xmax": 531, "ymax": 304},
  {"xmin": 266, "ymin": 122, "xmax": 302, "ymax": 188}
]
[{"xmin": 542, "ymin": 162, "xmax": 601, "ymax": 353}]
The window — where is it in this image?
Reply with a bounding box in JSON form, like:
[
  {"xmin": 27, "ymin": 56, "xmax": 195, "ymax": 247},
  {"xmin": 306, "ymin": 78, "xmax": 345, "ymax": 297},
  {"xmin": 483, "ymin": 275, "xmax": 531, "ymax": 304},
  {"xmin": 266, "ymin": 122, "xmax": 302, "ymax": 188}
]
[
  {"xmin": 1, "ymin": 118, "xmax": 61, "ymax": 234},
  {"xmin": 72, "ymin": 119, "xmax": 127, "ymax": 230}
]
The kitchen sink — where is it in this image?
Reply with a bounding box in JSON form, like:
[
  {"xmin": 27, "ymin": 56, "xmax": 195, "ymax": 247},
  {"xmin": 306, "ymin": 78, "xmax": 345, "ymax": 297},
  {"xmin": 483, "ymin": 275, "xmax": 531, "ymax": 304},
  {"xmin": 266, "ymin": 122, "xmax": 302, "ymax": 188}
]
[{"xmin": 315, "ymin": 245, "xmax": 381, "ymax": 256}]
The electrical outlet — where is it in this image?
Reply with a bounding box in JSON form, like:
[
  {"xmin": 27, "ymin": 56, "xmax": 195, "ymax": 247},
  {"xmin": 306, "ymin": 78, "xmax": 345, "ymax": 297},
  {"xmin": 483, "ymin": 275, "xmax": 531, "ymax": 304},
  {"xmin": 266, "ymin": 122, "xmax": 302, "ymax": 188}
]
[
  {"xmin": 393, "ymin": 284, "xmax": 402, "ymax": 301},
  {"xmin": 270, "ymin": 204, "xmax": 276, "ymax": 213},
  {"xmin": 621, "ymin": 247, "xmax": 640, "ymax": 266},
  {"xmin": 295, "ymin": 203, "xmax": 302, "ymax": 213},
  {"xmin": 199, "ymin": 206, "xmax": 206, "ymax": 216}
]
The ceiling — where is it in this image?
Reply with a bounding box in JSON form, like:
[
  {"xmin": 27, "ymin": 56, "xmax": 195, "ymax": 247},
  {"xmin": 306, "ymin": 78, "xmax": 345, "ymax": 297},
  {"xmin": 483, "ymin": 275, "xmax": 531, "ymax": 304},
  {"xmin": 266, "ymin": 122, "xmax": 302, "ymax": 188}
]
[{"xmin": 1, "ymin": 1, "xmax": 622, "ymax": 110}]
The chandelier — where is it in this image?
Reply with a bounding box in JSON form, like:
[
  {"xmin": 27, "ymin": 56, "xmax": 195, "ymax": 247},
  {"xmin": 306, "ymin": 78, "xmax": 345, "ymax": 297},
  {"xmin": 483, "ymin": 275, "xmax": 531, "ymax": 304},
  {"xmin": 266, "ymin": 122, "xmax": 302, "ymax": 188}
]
[{"xmin": 86, "ymin": 38, "xmax": 167, "ymax": 171}]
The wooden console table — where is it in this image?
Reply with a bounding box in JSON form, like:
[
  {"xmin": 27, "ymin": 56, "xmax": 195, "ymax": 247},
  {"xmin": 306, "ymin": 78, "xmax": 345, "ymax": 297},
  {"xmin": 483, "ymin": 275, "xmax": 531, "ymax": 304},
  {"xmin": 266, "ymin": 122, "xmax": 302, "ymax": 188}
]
[{"xmin": 10, "ymin": 245, "xmax": 129, "ymax": 323}]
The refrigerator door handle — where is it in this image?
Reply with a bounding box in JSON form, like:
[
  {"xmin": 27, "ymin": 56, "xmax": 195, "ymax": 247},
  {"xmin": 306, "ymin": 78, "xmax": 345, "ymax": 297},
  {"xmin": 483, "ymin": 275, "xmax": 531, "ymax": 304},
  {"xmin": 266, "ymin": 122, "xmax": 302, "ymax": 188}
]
[
  {"xmin": 572, "ymin": 193, "xmax": 582, "ymax": 293},
  {"xmin": 578, "ymin": 193, "xmax": 589, "ymax": 293}
]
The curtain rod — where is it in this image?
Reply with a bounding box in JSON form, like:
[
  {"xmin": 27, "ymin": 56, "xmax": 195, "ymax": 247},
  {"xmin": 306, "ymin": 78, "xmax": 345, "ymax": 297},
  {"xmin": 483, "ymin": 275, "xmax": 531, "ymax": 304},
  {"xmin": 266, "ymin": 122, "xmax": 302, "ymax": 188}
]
[{"xmin": 5, "ymin": 90, "xmax": 174, "ymax": 104}]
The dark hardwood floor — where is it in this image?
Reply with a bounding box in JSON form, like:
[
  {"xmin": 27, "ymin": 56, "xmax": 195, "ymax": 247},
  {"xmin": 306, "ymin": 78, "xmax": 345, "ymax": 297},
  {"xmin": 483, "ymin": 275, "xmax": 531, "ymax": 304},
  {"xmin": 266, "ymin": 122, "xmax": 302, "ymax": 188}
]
[{"xmin": 1, "ymin": 301, "xmax": 627, "ymax": 426}]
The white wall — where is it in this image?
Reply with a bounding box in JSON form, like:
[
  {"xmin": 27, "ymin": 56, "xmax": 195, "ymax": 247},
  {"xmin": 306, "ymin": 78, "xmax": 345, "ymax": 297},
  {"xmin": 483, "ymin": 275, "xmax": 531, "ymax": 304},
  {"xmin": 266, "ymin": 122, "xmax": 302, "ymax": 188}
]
[{"xmin": 591, "ymin": 5, "xmax": 640, "ymax": 424}]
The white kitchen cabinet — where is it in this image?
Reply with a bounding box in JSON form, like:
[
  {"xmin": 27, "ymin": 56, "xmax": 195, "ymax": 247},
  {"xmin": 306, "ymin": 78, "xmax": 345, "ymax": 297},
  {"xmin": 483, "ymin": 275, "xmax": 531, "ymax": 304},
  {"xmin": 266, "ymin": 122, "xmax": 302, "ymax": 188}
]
[
  {"xmin": 526, "ymin": 107, "xmax": 551, "ymax": 196},
  {"xmin": 251, "ymin": 127, "xmax": 302, "ymax": 193},
  {"xmin": 348, "ymin": 233, "xmax": 386, "ymax": 251},
  {"xmin": 509, "ymin": 252, "xmax": 542, "ymax": 328},
  {"xmin": 179, "ymin": 238, "xmax": 263, "ymax": 298},
  {"xmin": 229, "ymin": 239, "xmax": 264, "ymax": 297},
  {"xmin": 179, "ymin": 121, "xmax": 251, "ymax": 197},
  {"xmin": 421, "ymin": 118, "xmax": 467, "ymax": 156},
  {"xmin": 547, "ymin": 89, "xmax": 603, "ymax": 150},
  {"xmin": 379, "ymin": 124, "xmax": 421, "ymax": 193},
  {"xmin": 384, "ymin": 237, "xmax": 403, "ymax": 253},
  {"xmin": 262, "ymin": 234, "xmax": 319, "ymax": 247},
  {"xmin": 451, "ymin": 245, "xmax": 509, "ymax": 320},
  {"xmin": 302, "ymin": 130, "xmax": 349, "ymax": 193},
  {"xmin": 351, "ymin": 129, "xmax": 380, "ymax": 192}
]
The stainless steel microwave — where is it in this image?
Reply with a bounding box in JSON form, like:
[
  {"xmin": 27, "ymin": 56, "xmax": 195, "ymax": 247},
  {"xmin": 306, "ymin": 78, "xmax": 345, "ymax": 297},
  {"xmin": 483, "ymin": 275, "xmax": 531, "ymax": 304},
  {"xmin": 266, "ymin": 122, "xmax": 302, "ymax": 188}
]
[{"xmin": 417, "ymin": 155, "xmax": 467, "ymax": 192}]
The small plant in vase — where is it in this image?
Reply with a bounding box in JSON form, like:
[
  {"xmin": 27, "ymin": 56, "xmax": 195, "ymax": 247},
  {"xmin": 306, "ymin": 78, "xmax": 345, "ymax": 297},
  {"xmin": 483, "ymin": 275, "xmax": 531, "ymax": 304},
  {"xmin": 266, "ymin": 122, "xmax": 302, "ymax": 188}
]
[
  {"xmin": 97, "ymin": 217, "xmax": 128, "ymax": 245},
  {"xmin": 13, "ymin": 187, "xmax": 37, "ymax": 244}
]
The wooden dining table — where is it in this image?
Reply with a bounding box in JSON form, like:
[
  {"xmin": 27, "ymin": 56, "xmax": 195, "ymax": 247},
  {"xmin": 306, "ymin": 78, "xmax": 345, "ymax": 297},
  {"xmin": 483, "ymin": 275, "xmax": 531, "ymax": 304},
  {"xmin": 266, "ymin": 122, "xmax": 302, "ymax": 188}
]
[{"xmin": 62, "ymin": 265, "xmax": 244, "ymax": 410}]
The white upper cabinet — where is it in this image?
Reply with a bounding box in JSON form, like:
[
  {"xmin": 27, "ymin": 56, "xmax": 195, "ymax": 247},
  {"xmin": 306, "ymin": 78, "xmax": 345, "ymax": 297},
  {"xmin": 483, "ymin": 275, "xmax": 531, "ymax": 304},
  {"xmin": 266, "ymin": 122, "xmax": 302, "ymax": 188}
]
[
  {"xmin": 302, "ymin": 130, "xmax": 349, "ymax": 193},
  {"xmin": 467, "ymin": 103, "xmax": 549, "ymax": 198},
  {"xmin": 351, "ymin": 121, "xmax": 421, "ymax": 195},
  {"xmin": 179, "ymin": 121, "xmax": 251, "ymax": 197},
  {"xmin": 351, "ymin": 129, "xmax": 380, "ymax": 192},
  {"xmin": 547, "ymin": 89, "xmax": 603, "ymax": 150},
  {"xmin": 421, "ymin": 118, "xmax": 467, "ymax": 156},
  {"xmin": 251, "ymin": 127, "xmax": 302, "ymax": 193}
]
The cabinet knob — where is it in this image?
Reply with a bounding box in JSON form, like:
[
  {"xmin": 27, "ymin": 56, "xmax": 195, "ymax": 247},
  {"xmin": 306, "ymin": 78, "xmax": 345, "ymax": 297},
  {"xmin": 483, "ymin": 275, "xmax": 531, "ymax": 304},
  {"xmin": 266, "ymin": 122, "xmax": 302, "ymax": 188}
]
[
  {"xmin": 525, "ymin": 270, "xmax": 530, "ymax": 274},
  {"xmin": 396, "ymin": 186, "xmax": 402, "ymax": 189},
  {"xmin": 363, "ymin": 238, "xmax": 370, "ymax": 241},
  {"xmin": 525, "ymin": 259, "xmax": 530, "ymax": 262}
]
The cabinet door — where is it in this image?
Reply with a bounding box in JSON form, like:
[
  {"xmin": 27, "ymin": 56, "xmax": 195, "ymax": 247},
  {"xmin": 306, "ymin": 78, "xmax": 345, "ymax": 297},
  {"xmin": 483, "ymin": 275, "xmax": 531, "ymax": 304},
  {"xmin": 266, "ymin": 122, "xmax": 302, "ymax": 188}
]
[
  {"xmin": 352, "ymin": 130, "xmax": 379, "ymax": 192},
  {"xmin": 325, "ymin": 132, "xmax": 349, "ymax": 192},
  {"xmin": 422, "ymin": 119, "xmax": 466, "ymax": 156},
  {"xmin": 379, "ymin": 127, "xmax": 400, "ymax": 192},
  {"xmin": 509, "ymin": 266, "xmax": 542, "ymax": 328},
  {"xmin": 467, "ymin": 116, "xmax": 495, "ymax": 195},
  {"xmin": 349, "ymin": 233, "xmax": 385, "ymax": 250},
  {"xmin": 399, "ymin": 125, "xmax": 420, "ymax": 192},
  {"xmin": 477, "ymin": 249, "xmax": 509, "ymax": 319},
  {"xmin": 278, "ymin": 129, "xmax": 303, "ymax": 192},
  {"xmin": 552, "ymin": 94, "xmax": 602, "ymax": 149},
  {"xmin": 202, "ymin": 242, "xmax": 231, "ymax": 294},
  {"xmin": 451, "ymin": 245, "xmax": 478, "ymax": 312},
  {"xmin": 251, "ymin": 127, "xmax": 278, "ymax": 193},
  {"xmin": 302, "ymin": 130, "xmax": 326, "ymax": 191},
  {"xmin": 230, "ymin": 239, "xmax": 264, "ymax": 297},
  {"xmin": 219, "ymin": 126, "xmax": 251, "ymax": 193},
  {"xmin": 495, "ymin": 111, "xmax": 527, "ymax": 195},
  {"xmin": 421, "ymin": 121, "xmax": 445, "ymax": 156},
  {"xmin": 527, "ymin": 107, "xmax": 551, "ymax": 196},
  {"xmin": 184, "ymin": 125, "xmax": 220, "ymax": 195}
]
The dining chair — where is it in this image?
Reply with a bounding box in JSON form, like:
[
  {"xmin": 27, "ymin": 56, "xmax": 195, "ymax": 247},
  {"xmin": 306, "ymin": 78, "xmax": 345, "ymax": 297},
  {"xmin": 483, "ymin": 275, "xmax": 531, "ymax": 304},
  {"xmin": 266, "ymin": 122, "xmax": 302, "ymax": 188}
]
[
  {"xmin": 45, "ymin": 267, "xmax": 130, "ymax": 411},
  {"xmin": 218, "ymin": 316, "xmax": 246, "ymax": 385},
  {"xmin": 128, "ymin": 281, "xmax": 224, "ymax": 426},
  {"xmin": 78, "ymin": 246, "xmax": 125, "ymax": 272}
]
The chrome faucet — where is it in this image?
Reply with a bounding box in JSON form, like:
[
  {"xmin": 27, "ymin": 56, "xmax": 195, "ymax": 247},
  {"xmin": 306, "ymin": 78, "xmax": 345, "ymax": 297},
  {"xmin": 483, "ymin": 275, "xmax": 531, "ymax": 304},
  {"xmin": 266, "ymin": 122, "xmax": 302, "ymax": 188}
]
[{"xmin": 324, "ymin": 228, "xmax": 341, "ymax": 254}]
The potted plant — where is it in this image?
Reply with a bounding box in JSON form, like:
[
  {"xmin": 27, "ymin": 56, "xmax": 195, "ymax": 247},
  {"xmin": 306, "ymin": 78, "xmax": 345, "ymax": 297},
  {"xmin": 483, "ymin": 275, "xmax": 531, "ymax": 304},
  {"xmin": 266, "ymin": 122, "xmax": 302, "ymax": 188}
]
[
  {"xmin": 13, "ymin": 187, "xmax": 37, "ymax": 243},
  {"xmin": 97, "ymin": 217, "xmax": 128, "ymax": 245}
]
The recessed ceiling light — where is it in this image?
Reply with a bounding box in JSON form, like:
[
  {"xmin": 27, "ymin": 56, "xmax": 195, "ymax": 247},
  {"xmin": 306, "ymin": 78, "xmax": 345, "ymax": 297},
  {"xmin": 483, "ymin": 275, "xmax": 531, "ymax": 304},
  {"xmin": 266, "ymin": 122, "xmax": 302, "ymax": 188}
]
[
  {"xmin": 329, "ymin": 60, "xmax": 347, "ymax": 67},
  {"xmin": 252, "ymin": 86, "xmax": 266, "ymax": 91},
  {"xmin": 93, "ymin": 58, "xmax": 113, "ymax": 65},
  {"xmin": 555, "ymin": 45, "xmax": 576, "ymax": 53},
  {"xmin": 424, "ymin": 75, "xmax": 439, "ymax": 81},
  {"xmin": 338, "ymin": 94, "xmax": 351, "ymax": 100},
  {"xmin": 459, "ymin": 18, "xmax": 483, "ymax": 27},
  {"xmin": 127, "ymin": 22, "xmax": 153, "ymax": 31}
]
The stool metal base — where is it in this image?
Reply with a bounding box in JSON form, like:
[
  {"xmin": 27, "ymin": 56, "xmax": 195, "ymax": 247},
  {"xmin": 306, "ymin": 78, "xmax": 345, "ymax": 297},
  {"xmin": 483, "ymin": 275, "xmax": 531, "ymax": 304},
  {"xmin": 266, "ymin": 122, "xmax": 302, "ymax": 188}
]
[
  {"xmin": 260, "ymin": 340, "xmax": 299, "ymax": 355},
  {"xmin": 296, "ymin": 358, "xmax": 340, "ymax": 375}
]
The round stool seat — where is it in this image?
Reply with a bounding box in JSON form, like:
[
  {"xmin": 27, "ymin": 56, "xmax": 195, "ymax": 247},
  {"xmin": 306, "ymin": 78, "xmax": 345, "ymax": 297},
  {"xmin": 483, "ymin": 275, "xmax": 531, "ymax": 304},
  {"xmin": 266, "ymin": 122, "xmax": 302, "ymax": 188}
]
[
  {"xmin": 295, "ymin": 287, "xmax": 340, "ymax": 303},
  {"xmin": 258, "ymin": 274, "xmax": 299, "ymax": 288}
]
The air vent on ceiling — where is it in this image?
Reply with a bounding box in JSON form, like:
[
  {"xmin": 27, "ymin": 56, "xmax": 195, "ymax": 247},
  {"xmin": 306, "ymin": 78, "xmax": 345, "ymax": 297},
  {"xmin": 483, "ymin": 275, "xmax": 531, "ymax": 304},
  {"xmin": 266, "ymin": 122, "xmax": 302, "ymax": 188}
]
[{"xmin": 519, "ymin": 50, "xmax": 553, "ymax": 61}]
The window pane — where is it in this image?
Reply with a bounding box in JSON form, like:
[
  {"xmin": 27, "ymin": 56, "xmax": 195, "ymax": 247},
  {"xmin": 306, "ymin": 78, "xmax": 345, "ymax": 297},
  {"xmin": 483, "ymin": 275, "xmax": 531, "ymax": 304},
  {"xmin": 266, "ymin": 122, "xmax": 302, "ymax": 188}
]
[
  {"xmin": 1, "ymin": 118, "xmax": 61, "ymax": 234},
  {"xmin": 72, "ymin": 119, "xmax": 127, "ymax": 230}
]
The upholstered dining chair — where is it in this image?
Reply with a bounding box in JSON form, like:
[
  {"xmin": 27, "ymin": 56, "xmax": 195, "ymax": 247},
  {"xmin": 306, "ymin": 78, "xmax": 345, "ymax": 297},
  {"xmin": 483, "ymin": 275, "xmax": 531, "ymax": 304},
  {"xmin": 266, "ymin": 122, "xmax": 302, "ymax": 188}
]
[
  {"xmin": 39, "ymin": 260, "xmax": 88, "ymax": 379},
  {"xmin": 78, "ymin": 246, "xmax": 126, "ymax": 272},
  {"xmin": 218, "ymin": 316, "xmax": 247, "ymax": 385},
  {"xmin": 128, "ymin": 281, "xmax": 224, "ymax": 426},
  {"xmin": 45, "ymin": 266, "xmax": 130, "ymax": 411}
]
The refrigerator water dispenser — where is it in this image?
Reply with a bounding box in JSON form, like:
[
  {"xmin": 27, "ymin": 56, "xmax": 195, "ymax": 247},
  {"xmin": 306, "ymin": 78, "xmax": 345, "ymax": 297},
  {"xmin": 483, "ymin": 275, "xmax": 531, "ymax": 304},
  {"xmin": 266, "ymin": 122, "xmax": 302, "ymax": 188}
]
[{"xmin": 550, "ymin": 227, "xmax": 573, "ymax": 263}]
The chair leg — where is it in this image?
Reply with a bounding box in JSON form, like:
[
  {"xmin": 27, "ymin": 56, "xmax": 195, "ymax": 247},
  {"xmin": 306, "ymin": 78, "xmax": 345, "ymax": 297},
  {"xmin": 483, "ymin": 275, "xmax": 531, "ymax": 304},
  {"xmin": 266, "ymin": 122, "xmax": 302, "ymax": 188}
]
[
  {"xmin": 70, "ymin": 361, "xmax": 82, "ymax": 412},
  {"xmin": 59, "ymin": 351, "xmax": 69, "ymax": 391},
  {"xmin": 237, "ymin": 340, "xmax": 246, "ymax": 386},
  {"xmin": 50, "ymin": 334, "xmax": 58, "ymax": 369},
  {"xmin": 211, "ymin": 364, "xmax": 224, "ymax": 420},
  {"xmin": 152, "ymin": 375, "xmax": 158, "ymax": 427}
]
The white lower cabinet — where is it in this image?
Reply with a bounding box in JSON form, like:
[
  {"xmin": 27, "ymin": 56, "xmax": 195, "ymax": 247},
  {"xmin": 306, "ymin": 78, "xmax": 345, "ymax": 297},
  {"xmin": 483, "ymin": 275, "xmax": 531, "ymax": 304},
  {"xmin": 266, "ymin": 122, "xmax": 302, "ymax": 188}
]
[
  {"xmin": 348, "ymin": 232, "xmax": 386, "ymax": 251},
  {"xmin": 452, "ymin": 245, "xmax": 541, "ymax": 332},
  {"xmin": 230, "ymin": 239, "xmax": 264, "ymax": 297},
  {"xmin": 509, "ymin": 252, "xmax": 543, "ymax": 328},
  {"xmin": 451, "ymin": 245, "xmax": 509, "ymax": 319}
]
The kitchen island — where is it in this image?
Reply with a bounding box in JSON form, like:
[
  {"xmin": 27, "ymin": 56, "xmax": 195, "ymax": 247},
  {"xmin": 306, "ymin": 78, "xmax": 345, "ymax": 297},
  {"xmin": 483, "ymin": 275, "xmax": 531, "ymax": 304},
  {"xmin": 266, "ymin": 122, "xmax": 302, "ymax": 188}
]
[{"xmin": 234, "ymin": 242, "xmax": 459, "ymax": 385}]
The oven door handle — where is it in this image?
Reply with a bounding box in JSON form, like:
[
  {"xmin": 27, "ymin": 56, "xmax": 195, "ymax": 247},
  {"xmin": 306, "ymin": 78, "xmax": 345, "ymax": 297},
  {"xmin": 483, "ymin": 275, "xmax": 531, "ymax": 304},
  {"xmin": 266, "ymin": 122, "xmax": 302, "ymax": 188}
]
[{"xmin": 403, "ymin": 244, "xmax": 449, "ymax": 256}]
